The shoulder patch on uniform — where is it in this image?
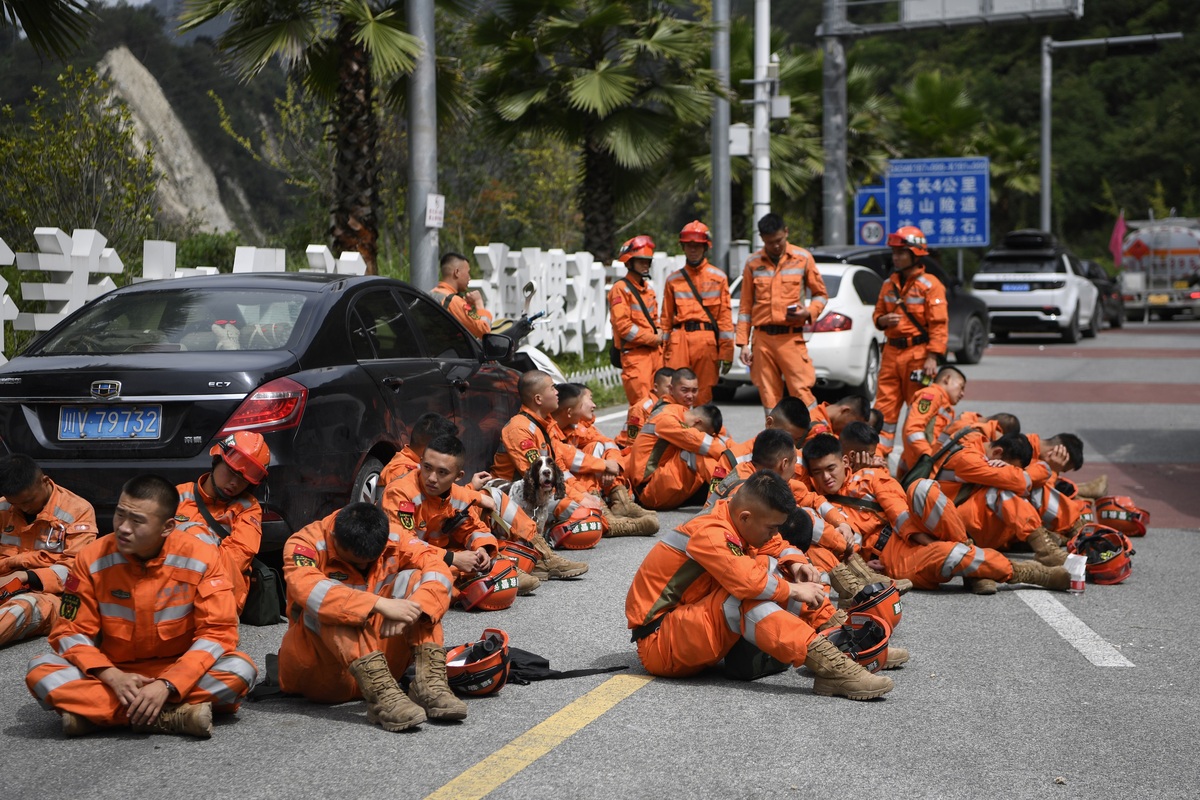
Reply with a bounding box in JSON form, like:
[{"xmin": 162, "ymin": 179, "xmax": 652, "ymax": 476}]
[
  {"xmin": 916, "ymin": 397, "xmax": 932, "ymax": 414},
  {"xmin": 724, "ymin": 532, "xmax": 745, "ymax": 557},
  {"xmin": 174, "ymin": 514, "xmax": 188, "ymax": 523},
  {"xmin": 611, "ymin": 294, "xmax": 625, "ymax": 305},
  {"xmin": 627, "ymin": 424, "xmax": 641, "ymax": 440},
  {"xmin": 60, "ymin": 594, "xmax": 80, "ymax": 620},
  {"xmin": 64, "ymin": 574, "xmax": 80, "ymax": 592},
  {"xmin": 519, "ymin": 438, "xmax": 535, "ymax": 450},
  {"xmin": 525, "ymin": 449, "xmax": 541, "ymax": 464},
  {"xmin": 293, "ymin": 545, "xmax": 318, "ymax": 560},
  {"xmin": 396, "ymin": 501, "xmax": 415, "ymax": 530}
]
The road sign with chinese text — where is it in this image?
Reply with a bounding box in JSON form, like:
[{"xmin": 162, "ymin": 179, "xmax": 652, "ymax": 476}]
[{"xmin": 855, "ymin": 157, "xmax": 990, "ymax": 248}]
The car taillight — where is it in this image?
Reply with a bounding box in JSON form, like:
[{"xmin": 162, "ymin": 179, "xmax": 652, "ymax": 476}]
[
  {"xmin": 218, "ymin": 377, "xmax": 307, "ymax": 435},
  {"xmin": 1190, "ymin": 291, "xmax": 1200, "ymax": 300},
  {"xmin": 811, "ymin": 312, "xmax": 852, "ymax": 332}
]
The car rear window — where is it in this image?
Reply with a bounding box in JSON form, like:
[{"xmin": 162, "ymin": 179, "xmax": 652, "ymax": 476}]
[
  {"xmin": 978, "ymin": 258, "xmax": 1062, "ymax": 275},
  {"xmin": 31, "ymin": 289, "xmax": 310, "ymax": 355}
]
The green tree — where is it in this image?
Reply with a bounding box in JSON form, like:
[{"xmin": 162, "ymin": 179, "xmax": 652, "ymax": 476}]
[
  {"xmin": 472, "ymin": 0, "xmax": 719, "ymax": 262},
  {"xmin": 1, "ymin": 0, "xmax": 92, "ymax": 58},
  {"xmin": 893, "ymin": 70, "xmax": 983, "ymax": 157}
]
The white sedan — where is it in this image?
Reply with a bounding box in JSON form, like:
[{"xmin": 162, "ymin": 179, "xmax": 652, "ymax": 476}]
[{"xmin": 713, "ymin": 262, "xmax": 886, "ymax": 402}]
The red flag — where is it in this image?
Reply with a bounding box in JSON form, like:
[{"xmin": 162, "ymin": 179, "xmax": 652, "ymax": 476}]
[{"xmin": 1109, "ymin": 210, "xmax": 1127, "ymax": 268}]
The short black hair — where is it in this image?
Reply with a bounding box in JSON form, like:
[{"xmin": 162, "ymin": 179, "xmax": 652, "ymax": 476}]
[
  {"xmin": 555, "ymin": 382, "xmax": 588, "ymax": 406},
  {"xmin": 992, "ymin": 433, "xmax": 1033, "ymax": 468},
  {"xmin": 834, "ymin": 395, "xmax": 870, "ymax": 422},
  {"xmin": 653, "ymin": 367, "xmax": 676, "ymax": 384},
  {"xmin": 757, "ymin": 213, "xmax": 786, "ymax": 236},
  {"xmin": 936, "ymin": 365, "xmax": 966, "ymax": 384},
  {"xmin": 120, "ymin": 474, "xmax": 180, "ymax": 521},
  {"xmin": 751, "ymin": 428, "xmax": 796, "ymax": 468},
  {"xmin": 840, "ymin": 421, "xmax": 880, "ymax": 451},
  {"xmin": 439, "ymin": 251, "xmax": 469, "ymax": 275},
  {"xmin": 1047, "ymin": 433, "xmax": 1084, "ymax": 471},
  {"xmin": 770, "ymin": 397, "xmax": 810, "ymax": 430},
  {"xmin": 518, "ymin": 370, "xmax": 552, "ymax": 405},
  {"xmin": 334, "ymin": 502, "xmax": 391, "ymax": 561},
  {"xmin": 779, "ymin": 507, "xmax": 814, "ymax": 551},
  {"xmin": 736, "ymin": 470, "xmax": 796, "ymax": 516},
  {"xmin": 672, "ymin": 367, "xmax": 698, "ymax": 384},
  {"xmin": 867, "ymin": 408, "xmax": 884, "ymax": 433},
  {"xmin": 425, "ymin": 434, "xmax": 466, "ymax": 463},
  {"xmin": 801, "ymin": 433, "xmax": 842, "ymax": 469},
  {"xmin": 411, "ymin": 413, "xmax": 458, "ymax": 451},
  {"xmin": 693, "ymin": 403, "xmax": 723, "ymax": 434},
  {"xmin": 989, "ymin": 413, "xmax": 1021, "ymax": 436},
  {"xmin": 0, "ymin": 453, "xmax": 41, "ymax": 498}
]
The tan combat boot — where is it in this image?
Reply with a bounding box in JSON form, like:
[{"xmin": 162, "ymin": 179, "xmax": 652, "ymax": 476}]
[
  {"xmin": 348, "ymin": 650, "xmax": 426, "ymax": 732},
  {"xmin": 804, "ymin": 635, "xmax": 894, "ymax": 700},
  {"xmin": 1074, "ymin": 474, "xmax": 1108, "ymax": 499},
  {"xmin": 1009, "ymin": 559, "xmax": 1070, "ymax": 591},
  {"xmin": 965, "ymin": 577, "xmax": 999, "ymax": 595},
  {"xmin": 883, "ymin": 645, "xmax": 910, "ymax": 670},
  {"xmin": 845, "ymin": 552, "xmax": 913, "ymax": 594},
  {"xmin": 133, "ymin": 702, "xmax": 214, "ymax": 738},
  {"xmin": 829, "ymin": 563, "xmax": 866, "ymax": 607},
  {"xmin": 609, "ymin": 484, "xmax": 658, "ymax": 523},
  {"xmin": 817, "ymin": 609, "xmax": 848, "ymax": 632},
  {"xmin": 515, "ymin": 569, "xmax": 541, "ymax": 595},
  {"xmin": 409, "ymin": 644, "xmax": 468, "ymax": 721},
  {"xmin": 601, "ymin": 506, "xmax": 659, "ymax": 537},
  {"xmin": 530, "ymin": 534, "xmax": 588, "ymax": 580},
  {"xmin": 1027, "ymin": 527, "xmax": 1069, "ymax": 567},
  {"xmin": 61, "ymin": 711, "xmax": 98, "ymax": 738}
]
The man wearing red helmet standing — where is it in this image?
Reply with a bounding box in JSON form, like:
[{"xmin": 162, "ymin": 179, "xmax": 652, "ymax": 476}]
[
  {"xmin": 609, "ymin": 235, "xmax": 664, "ymax": 407},
  {"xmin": 175, "ymin": 432, "xmax": 270, "ymax": 614},
  {"xmin": 662, "ymin": 221, "xmax": 734, "ymax": 406},
  {"xmin": 872, "ymin": 226, "xmax": 948, "ymax": 459}
]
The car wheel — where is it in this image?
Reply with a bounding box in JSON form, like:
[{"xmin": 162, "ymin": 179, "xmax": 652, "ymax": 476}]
[
  {"xmin": 1082, "ymin": 299, "xmax": 1101, "ymax": 338},
  {"xmin": 1061, "ymin": 306, "xmax": 1081, "ymax": 343},
  {"xmin": 855, "ymin": 343, "xmax": 880, "ymax": 401},
  {"xmin": 1110, "ymin": 307, "xmax": 1124, "ymax": 328},
  {"xmin": 352, "ymin": 456, "xmax": 385, "ymax": 506},
  {"xmin": 955, "ymin": 315, "xmax": 987, "ymax": 364}
]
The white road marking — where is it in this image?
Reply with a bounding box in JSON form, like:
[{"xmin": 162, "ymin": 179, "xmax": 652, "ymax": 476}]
[
  {"xmin": 594, "ymin": 409, "xmax": 627, "ymax": 424},
  {"xmin": 1017, "ymin": 591, "xmax": 1135, "ymax": 667}
]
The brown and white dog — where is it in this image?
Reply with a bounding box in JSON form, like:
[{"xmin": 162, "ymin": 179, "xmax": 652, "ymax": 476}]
[{"xmin": 505, "ymin": 451, "xmax": 566, "ymax": 536}]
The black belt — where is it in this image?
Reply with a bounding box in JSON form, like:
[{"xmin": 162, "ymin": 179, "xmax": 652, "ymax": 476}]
[
  {"xmin": 756, "ymin": 325, "xmax": 805, "ymax": 336},
  {"xmin": 630, "ymin": 615, "xmax": 665, "ymax": 643},
  {"xmin": 675, "ymin": 321, "xmax": 716, "ymax": 332},
  {"xmin": 873, "ymin": 524, "xmax": 895, "ymax": 554},
  {"xmin": 886, "ymin": 334, "xmax": 929, "ymax": 349}
]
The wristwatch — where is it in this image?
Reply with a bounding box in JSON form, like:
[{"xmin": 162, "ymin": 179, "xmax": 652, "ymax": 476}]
[{"xmin": 159, "ymin": 678, "xmax": 177, "ymax": 698}]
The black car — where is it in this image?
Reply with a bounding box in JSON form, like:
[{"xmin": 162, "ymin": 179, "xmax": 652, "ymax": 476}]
[
  {"xmin": 1081, "ymin": 259, "xmax": 1125, "ymax": 329},
  {"xmin": 807, "ymin": 245, "xmax": 991, "ymax": 364},
  {"xmin": 0, "ymin": 273, "xmax": 521, "ymax": 548}
]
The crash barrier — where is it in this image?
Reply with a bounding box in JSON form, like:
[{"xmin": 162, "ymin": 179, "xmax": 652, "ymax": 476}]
[{"xmin": 0, "ymin": 228, "xmax": 750, "ymax": 366}]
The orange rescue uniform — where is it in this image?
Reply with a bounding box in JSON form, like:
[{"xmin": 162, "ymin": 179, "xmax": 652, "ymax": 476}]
[
  {"xmin": 615, "ymin": 393, "xmax": 664, "ymax": 448},
  {"xmin": 278, "ymin": 511, "xmax": 453, "ymax": 702},
  {"xmin": 175, "ymin": 477, "xmax": 262, "ymax": 614},
  {"xmin": 0, "ymin": 481, "xmax": 97, "ymax": 648},
  {"xmin": 609, "ymin": 275, "xmax": 663, "ymax": 406},
  {"xmin": 735, "ymin": 244, "xmax": 829, "ymax": 409},
  {"xmin": 629, "ymin": 403, "xmax": 727, "ymax": 510},
  {"xmin": 900, "ymin": 383, "xmax": 957, "ymax": 471},
  {"xmin": 661, "ymin": 260, "xmax": 734, "ymax": 405},
  {"xmin": 382, "ymin": 470, "xmax": 499, "ymax": 560},
  {"xmin": 26, "ymin": 531, "xmax": 256, "ymax": 724},
  {"xmin": 937, "ymin": 436, "xmax": 1052, "ymax": 551},
  {"xmin": 381, "ymin": 445, "xmax": 421, "ymax": 486},
  {"xmin": 430, "ymin": 281, "xmax": 493, "ymax": 339}
]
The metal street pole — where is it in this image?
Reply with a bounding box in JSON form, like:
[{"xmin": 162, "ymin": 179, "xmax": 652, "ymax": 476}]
[
  {"xmin": 751, "ymin": 0, "xmax": 770, "ymax": 247},
  {"xmin": 711, "ymin": 0, "xmax": 731, "ymax": 274},
  {"xmin": 821, "ymin": 0, "xmax": 848, "ymax": 245},
  {"xmin": 407, "ymin": 0, "xmax": 438, "ymax": 290},
  {"xmin": 1040, "ymin": 32, "xmax": 1183, "ymax": 233}
]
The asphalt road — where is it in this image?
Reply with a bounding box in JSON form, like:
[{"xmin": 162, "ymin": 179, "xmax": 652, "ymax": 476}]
[{"xmin": 2, "ymin": 320, "xmax": 1197, "ymax": 799}]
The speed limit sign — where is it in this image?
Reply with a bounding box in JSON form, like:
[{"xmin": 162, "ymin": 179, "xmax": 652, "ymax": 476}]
[{"xmin": 860, "ymin": 221, "xmax": 885, "ymax": 245}]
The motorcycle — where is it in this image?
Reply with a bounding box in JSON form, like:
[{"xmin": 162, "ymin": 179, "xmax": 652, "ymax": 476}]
[{"xmin": 483, "ymin": 282, "xmax": 567, "ymax": 383}]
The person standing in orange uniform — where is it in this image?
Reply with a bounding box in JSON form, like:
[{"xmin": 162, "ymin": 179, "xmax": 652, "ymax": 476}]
[
  {"xmin": 736, "ymin": 214, "xmax": 829, "ymax": 411},
  {"xmin": 873, "ymin": 226, "xmax": 949, "ymax": 457},
  {"xmin": 662, "ymin": 221, "xmax": 734, "ymax": 406},
  {"xmin": 26, "ymin": 475, "xmax": 256, "ymax": 738},
  {"xmin": 609, "ymin": 235, "xmax": 664, "ymax": 407},
  {"xmin": 430, "ymin": 252, "xmax": 493, "ymax": 338}
]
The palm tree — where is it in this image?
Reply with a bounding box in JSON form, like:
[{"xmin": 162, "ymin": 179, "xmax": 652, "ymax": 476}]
[
  {"xmin": 181, "ymin": 1, "xmax": 428, "ymax": 273},
  {"xmin": 472, "ymin": 0, "xmax": 718, "ymax": 262},
  {"xmin": 893, "ymin": 69, "xmax": 982, "ymax": 157},
  {"xmin": 1, "ymin": 0, "xmax": 92, "ymax": 58}
]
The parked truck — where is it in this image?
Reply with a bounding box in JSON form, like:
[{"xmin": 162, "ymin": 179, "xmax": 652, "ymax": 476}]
[{"xmin": 1119, "ymin": 218, "xmax": 1200, "ymax": 320}]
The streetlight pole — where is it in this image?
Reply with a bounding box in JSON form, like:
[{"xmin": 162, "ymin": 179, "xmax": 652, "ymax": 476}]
[
  {"xmin": 711, "ymin": 0, "xmax": 731, "ymax": 274},
  {"xmin": 1040, "ymin": 32, "xmax": 1183, "ymax": 233},
  {"xmin": 751, "ymin": 0, "xmax": 770, "ymax": 247}
]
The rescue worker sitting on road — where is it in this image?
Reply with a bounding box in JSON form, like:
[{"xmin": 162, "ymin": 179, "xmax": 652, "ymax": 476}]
[
  {"xmin": 626, "ymin": 470, "xmax": 894, "ymax": 700},
  {"xmin": 805, "ymin": 395, "xmax": 871, "ymax": 443},
  {"xmin": 174, "ymin": 431, "xmax": 269, "ymax": 615},
  {"xmin": 430, "ymin": 252, "xmax": 492, "ymax": 339},
  {"xmin": 629, "ymin": 400, "xmax": 727, "ymax": 510},
  {"xmin": 0, "ymin": 453, "xmax": 97, "ymax": 649},
  {"xmin": 899, "ymin": 365, "xmax": 966, "ymax": 474},
  {"xmin": 381, "ymin": 412, "xmax": 458, "ymax": 486},
  {"xmin": 616, "ymin": 367, "xmax": 674, "ymax": 448},
  {"xmin": 609, "ymin": 235, "xmax": 664, "ymax": 407},
  {"xmin": 279, "ymin": 502, "xmax": 465, "ymax": 731},
  {"xmin": 26, "ymin": 474, "xmax": 257, "ymax": 738}
]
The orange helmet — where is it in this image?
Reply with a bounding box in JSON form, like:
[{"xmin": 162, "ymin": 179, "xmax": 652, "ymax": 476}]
[
  {"xmin": 209, "ymin": 431, "xmax": 270, "ymax": 485},
  {"xmin": 446, "ymin": 628, "xmax": 511, "ymax": 696},
  {"xmin": 1067, "ymin": 523, "xmax": 1134, "ymax": 585},
  {"xmin": 1093, "ymin": 495, "xmax": 1149, "ymax": 537},
  {"xmin": 547, "ymin": 507, "xmax": 604, "ymax": 550},
  {"xmin": 458, "ymin": 560, "xmax": 520, "ymax": 611},
  {"xmin": 887, "ymin": 225, "xmax": 929, "ymax": 257},
  {"xmin": 822, "ymin": 619, "xmax": 891, "ymax": 673},
  {"xmin": 498, "ymin": 540, "xmax": 539, "ymax": 574},
  {"xmin": 845, "ymin": 581, "xmax": 903, "ymax": 633},
  {"xmin": 679, "ymin": 220, "xmax": 712, "ymax": 246},
  {"xmin": 617, "ymin": 235, "xmax": 655, "ymax": 263}
]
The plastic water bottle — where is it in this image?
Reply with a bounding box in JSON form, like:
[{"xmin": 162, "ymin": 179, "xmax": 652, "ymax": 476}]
[{"xmin": 1065, "ymin": 553, "xmax": 1087, "ymax": 595}]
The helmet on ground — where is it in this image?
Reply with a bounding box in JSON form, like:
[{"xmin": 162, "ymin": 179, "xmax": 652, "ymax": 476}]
[
  {"xmin": 498, "ymin": 540, "xmax": 539, "ymax": 574},
  {"xmin": 822, "ymin": 619, "xmax": 890, "ymax": 673},
  {"xmin": 446, "ymin": 628, "xmax": 511, "ymax": 696},
  {"xmin": 1093, "ymin": 495, "xmax": 1149, "ymax": 537},
  {"xmin": 458, "ymin": 560, "xmax": 520, "ymax": 611},
  {"xmin": 617, "ymin": 235, "xmax": 655, "ymax": 264},
  {"xmin": 547, "ymin": 507, "xmax": 604, "ymax": 550},
  {"xmin": 679, "ymin": 220, "xmax": 712, "ymax": 246},
  {"xmin": 209, "ymin": 432, "xmax": 270, "ymax": 485},
  {"xmin": 845, "ymin": 580, "xmax": 903, "ymax": 633},
  {"xmin": 1067, "ymin": 523, "xmax": 1134, "ymax": 585},
  {"xmin": 886, "ymin": 225, "xmax": 929, "ymax": 257}
]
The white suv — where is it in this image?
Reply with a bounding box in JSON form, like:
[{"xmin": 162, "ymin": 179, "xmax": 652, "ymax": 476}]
[{"xmin": 972, "ymin": 230, "xmax": 1101, "ymax": 343}]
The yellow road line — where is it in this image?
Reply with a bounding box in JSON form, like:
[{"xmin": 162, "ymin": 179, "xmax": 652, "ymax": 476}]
[{"xmin": 424, "ymin": 673, "xmax": 654, "ymax": 800}]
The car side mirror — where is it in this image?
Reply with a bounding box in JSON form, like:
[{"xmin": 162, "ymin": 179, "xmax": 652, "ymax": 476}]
[{"xmin": 482, "ymin": 332, "xmax": 514, "ymax": 361}]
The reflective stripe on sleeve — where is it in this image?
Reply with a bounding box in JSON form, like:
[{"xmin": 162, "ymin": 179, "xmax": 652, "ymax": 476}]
[
  {"xmin": 660, "ymin": 529, "xmax": 691, "ymax": 554},
  {"xmin": 54, "ymin": 633, "xmax": 95, "ymax": 655},
  {"xmin": 940, "ymin": 543, "xmax": 972, "ymax": 579},
  {"xmin": 164, "ymin": 554, "xmax": 209, "ymax": 575},
  {"xmin": 188, "ymin": 638, "xmax": 226, "ymax": 659},
  {"xmin": 304, "ymin": 579, "xmax": 336, "ymax": 633},
  {"xmin": 89, "ymin": 553, "xmax": 129, "ymax": 574},
  {"xmin": 741, "ymin": 601, "xmax": 784, "ymax": 649}
]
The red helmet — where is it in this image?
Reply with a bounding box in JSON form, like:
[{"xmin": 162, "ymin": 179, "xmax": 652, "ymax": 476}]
[
  {"xmin": 458, "ymin": 560, "xmax": 520, "ymax": 611},
  {"xmin": 1067, "ymin": 524, "xmax": 1134, "ymax": 585},
  {"xmin": 446, "ymin": 628, "xmax": 511, "ymax": 696},
  {"xmin": 208, "ymin": 431, "xmax": 270, "ymax": 485},
  {"xmin": 679, "ymin": 220, "xmax": 712, "ymax": 246},
  {"xmin": 845, "ymin": 581, "xmax": 903, "ymax": 633},
  {"xmin": 887, "ymin": 225, "xmax": 929, "ymax": 257},
  {"xmin": 617, "ymin": 235, "xmax": 655, "ymax": 264},
  {"xmin": 1093, "ymin": 495, "xmax": 1149, "ymax": 537},
  {"xmin": 821, "ymin": 619, "xmax": 891, "ymax": 674},
  {"xmin": 498, "ymin": 540, "xmax": 539, "ymax": 574},
  {"xmin": 547, "ymin": 507, "xmax": 604, "ymax": 550}
]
